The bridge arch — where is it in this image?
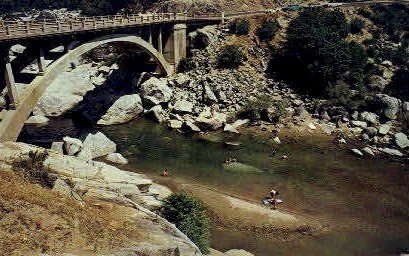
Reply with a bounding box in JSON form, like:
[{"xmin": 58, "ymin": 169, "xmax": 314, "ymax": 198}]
[
  {"xmin": 0, "ymin": 34, "xmax": 173, "ymax": 142},
  {"xmin": 67, "ymin": 34, "xmax": 173, "ymax": 75}
]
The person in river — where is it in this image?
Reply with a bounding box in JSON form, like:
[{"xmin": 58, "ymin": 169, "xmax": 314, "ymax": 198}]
[{"xmin": 162, "ymin": 169, "xmax": 169, "ymax": 177}]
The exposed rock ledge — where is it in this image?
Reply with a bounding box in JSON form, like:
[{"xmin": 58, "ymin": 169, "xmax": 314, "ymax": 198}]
[{"xmin": 0, "ymin": 142, "xmax": 202, "ymax": 256}]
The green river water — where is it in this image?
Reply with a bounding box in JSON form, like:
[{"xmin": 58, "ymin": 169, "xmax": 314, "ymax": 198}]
[{"xmin": 20, "ymin": 118, "xmax": 409, "ymax": 256}]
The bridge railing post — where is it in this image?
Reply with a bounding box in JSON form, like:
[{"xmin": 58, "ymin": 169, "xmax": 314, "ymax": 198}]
[
  {"xmin": 25, "ymin": 21, "xmax": 30, "ymax": 34},
  {"xmin": 5, "ymin": 25, "xmax": 10, "ymax": 36}
]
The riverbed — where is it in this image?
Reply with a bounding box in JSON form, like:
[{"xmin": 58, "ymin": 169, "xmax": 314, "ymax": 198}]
[{"xmin": 19, "ymin": 118, "xmax": 409, "ymax": 256}]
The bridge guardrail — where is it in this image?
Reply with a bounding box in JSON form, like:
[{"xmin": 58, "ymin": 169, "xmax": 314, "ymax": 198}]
[{"xmin": 0, "ymin": 11, "xmax": 274, "ymax": 41}]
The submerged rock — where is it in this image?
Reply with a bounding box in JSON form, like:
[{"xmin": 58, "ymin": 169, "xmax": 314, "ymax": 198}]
[
  {"xmin": 97, "ymin": 94, "xmax": 144, "ymax": 125},
  {"xmin": 222, "ymin": 162, "xmax": 263, "ymax": 173}
]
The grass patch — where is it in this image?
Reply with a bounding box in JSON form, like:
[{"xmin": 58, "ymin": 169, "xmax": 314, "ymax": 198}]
[{"xmin": 11, "ymin": 150, "xmax": 56, "ymax": 189}]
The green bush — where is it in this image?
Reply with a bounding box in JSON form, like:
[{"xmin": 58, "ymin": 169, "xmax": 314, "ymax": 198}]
[
  {"xmin": 192, "ymin": 33, "xmax": 210, "ymax": 49},
  {"xmin": 229, "ymin": 18, "xmax": 250, "ymax": 35},
  {"xmin": 350, "ymin": 18, "xmax": 365, "ymax": 34},
  {"xmin": 257, "ymin": 19, "xmax": 279, "ymax": 41},
  {"xmin": 178, "ymin": 57, "xmax": 195, "ymax": 73},
  {"xmin": 161, "ymin": 193, "xmax": 210, "ymax": 254},
  {"xmin": 217, "ymin": 45, "xmax": 247, "ymax": 69},
  {"xmin": 238, "ymin": 95, "xmax": 287, "ymax": 122},
  {"xmin": 12, "ymin": 150, "xmax": 56, "ymax": 188}
]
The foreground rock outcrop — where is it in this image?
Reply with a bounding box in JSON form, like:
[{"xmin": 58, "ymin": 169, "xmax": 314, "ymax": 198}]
[{"xmin": 0, "ymin": 142, "xmax": 202, "ymax": 256}]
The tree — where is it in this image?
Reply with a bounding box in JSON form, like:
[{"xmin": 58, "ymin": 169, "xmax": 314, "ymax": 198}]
[
  {"xmin": 257, "ymin": 19, "xmax": 279, "ymax": 42},
  {"xmin": 267, "ymin": 8, "xmax": 368, "ymax": 96},
  {"xmin": 162, "ymin": 193, "xmax": 210, "ymax": 254},
  {"xmin": 350, "ymin": 18, "xmax": 365, "ymax": 34}
]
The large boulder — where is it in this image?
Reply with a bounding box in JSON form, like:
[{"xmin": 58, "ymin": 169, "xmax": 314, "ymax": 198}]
[
  {"xmin": 33, "ymin": 63, "xmax": 97, "ymax": 117},
  {"xmin": 167, "ymin": 119, "xmax": 183, "ymax": 129},
  {"xmin": 63, "ymin": 136, "xmax": 82, "ymax": 156},
  {"xmin": 147, "ymin": 105, "xmax": 169, "ymax": 123},
  {"xmin": 359, "ymin": 112, "xmax": 379, "ymax": 125},
  {"xmin": 196, "ymin": 111, "xmax": 227, "ymax": 130},
  {"xmin": 368, "ymin": 75, "xmax": 389, "ymax": 92},
  {"xmin": 203, "ymin": 85, "xmax": 218, "ymax": 103},
  {"xmin": 97, "ymin": 94, "xmax": 143, "ymax": 125},
  {"xmin": 375, "ymin": 94, "xmax": 401, "ymax": 120},
  {"xmin": 106, "ymin": 153, "xmax": 129, "ymax": 165},
  {"xmin": 77, "ymin": 132, "xmax": 116, "ymax": 160},
  {"xmin": 189, "ymin": 25, "xmax": 219, "ymax": 48},
  {"xmin": 140, "ymin": 77, "xmax": 173, "ymax": 105},
  {"xmin": 394, "ymin": 133, "xmax": 409, "ymax": 149},
  {"xmin": 169, "ymin": 99, "xmax": 194, "ymax": 114},
  {"xmin": 25, "ymin": 115, "xmax": 49, "ymax": 125}
]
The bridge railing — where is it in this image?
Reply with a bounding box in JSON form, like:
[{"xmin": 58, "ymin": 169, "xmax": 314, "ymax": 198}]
[
  {"xmin": 0, "ymin": 11, "xmax": 274, "ymax": 41},
  {"xmin": 0, "ymin": 12, "xmax": 193, "ymax": 40}
]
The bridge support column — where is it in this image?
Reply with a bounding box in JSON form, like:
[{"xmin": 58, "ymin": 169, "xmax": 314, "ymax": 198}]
[
  {"xmin": 158, "ymin": 26, "xmax": 163, "ymax": 54},
  {"xmin": 164, "ymin": 23, "xmax": 187, "ymax": 70},
  {"xmin": 149, "ymin": 26, "xmax": 153, "ymax": 45},
  {"xmin": 38, "ymin": 48, "xmax": 46, "ymax": 75},
  {"xmin": 5, "ymin": 61, "xmax": 19, "ymax": 109}
]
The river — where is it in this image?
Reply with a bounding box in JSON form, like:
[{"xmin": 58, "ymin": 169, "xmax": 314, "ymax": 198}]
[{"xmin": 19, "ymin": 117, "xmax": 409, "ymax": 256}]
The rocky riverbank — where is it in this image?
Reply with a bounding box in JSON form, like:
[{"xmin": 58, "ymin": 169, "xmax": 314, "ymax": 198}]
[
  {"xmin": 0, "ymin": 141, "xmax": 264, "ymax": 256},
  {"xmin": 18, "ymin": 22, "xmax": 407, "ymax": 161}
]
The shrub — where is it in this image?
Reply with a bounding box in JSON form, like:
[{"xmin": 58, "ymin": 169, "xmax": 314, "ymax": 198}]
[
  {"xmin": 257, "ymin": 19, "xmax": 279, "ymax": 41},
  {"xmin": 229, "ymin": 18, "xmax": 250, "ymax": 35},
  {"xmin": 12, "ymin": 150, "xmax": 56, "ymax": 188},
  {"xmin": 238, "ymin": 95, "xmax": 287, "ymax": 122},
  {"xmin": 192, "ymin": 33, "xmax": 210, "ymax": 49},
  {"xmin": 178, "ymin": 57, "xmax": 195, "ymax": 73},
  {"xmin": 350, "ymin": 18, "xmax": 365, "ymax": 34},
  {"xmin": 217, "ymin": 45, "xmax": 247, "ymax": 69},
  {"xmin": 162, "ymin": 193, "xmax": 210, "ymax": 254}
]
